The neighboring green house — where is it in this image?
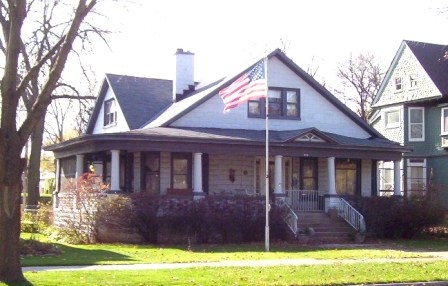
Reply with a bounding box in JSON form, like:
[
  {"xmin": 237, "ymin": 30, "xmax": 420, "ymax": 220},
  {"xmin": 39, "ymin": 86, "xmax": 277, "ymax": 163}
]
[{"xmin": 370, "ymin": 40, "xmax": 448, "ymax": 203}]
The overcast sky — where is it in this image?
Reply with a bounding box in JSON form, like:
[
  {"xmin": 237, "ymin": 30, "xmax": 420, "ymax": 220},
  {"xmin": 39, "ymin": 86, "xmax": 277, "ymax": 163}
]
[{"xmin": 89, "ymin": 0, "xmax": 448, "ymax": 91}]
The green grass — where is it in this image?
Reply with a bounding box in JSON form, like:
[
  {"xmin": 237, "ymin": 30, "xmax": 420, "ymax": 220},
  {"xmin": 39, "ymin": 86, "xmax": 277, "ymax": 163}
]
[
  {"xmin": 20, "ymin": 239, "xmax": 439, "ymax": 267},
  {"xmin": 14, "ymin": 261, "xmax": 448, "ymax": 285}
]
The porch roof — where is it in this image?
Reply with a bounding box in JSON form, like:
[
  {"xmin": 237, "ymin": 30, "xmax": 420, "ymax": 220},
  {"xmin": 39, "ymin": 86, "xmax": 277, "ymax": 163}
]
[{"xmin": 46, "ymin": 127, "xmax": 409, "ymax": 161}]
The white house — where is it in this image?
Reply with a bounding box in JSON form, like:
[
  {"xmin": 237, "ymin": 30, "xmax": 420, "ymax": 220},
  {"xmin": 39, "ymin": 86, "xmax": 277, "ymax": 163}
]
[{"xmin": 46, "ymin": 48, "xmax": 408, "ymax": 235}]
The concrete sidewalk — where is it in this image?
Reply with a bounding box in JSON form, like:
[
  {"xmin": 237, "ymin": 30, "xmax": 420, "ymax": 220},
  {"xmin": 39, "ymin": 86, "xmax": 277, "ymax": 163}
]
[{"xmin": 22, "ymin": 253, "xmax": 448, "ymax": 272}]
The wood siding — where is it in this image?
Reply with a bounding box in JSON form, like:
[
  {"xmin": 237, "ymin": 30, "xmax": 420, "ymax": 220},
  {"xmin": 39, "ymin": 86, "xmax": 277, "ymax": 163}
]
[
  {"xmin": 171, "ymin": 57, "xmax": 370, "ymax": 139},
  {"xmin": 92, "ymin": 87, "xmax": 130, "ymax": 134}
]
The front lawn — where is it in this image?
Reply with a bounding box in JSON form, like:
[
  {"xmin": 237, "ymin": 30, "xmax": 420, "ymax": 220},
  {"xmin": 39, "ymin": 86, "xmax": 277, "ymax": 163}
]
[
  {"xmin": 20, "ymin": 233, "xmax": 448, "ymax": 267},
  {"xmin": 18, "ymin": 261, "xmax": 448, "ymax": 286}
]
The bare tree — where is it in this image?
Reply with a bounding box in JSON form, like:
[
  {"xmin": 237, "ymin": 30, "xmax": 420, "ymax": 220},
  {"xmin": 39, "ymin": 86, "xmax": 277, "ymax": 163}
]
[
  {"xmin": 0, "ymin": 1, "xmax": 104, "ymax": 283},
  {"xmin": 19, "ymin": 1, "xmax": 103, "ymax": 215},
  {"xmin": 336, "ymin": 53, "xmax": 384, "ymax": 121}
]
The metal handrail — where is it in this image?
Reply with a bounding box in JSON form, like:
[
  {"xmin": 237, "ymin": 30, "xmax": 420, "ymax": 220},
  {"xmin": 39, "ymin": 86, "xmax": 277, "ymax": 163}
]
[
  {"xmin": 280, "ymin": 200, "xmax": 298, "ymax": 236},
  {"xmin": 286, "ymin": 189, "xmax": 325, "ymax": 211},
  {"xmin": 336, "ymin": 198, "xmax": 366, "ymax": 233}
]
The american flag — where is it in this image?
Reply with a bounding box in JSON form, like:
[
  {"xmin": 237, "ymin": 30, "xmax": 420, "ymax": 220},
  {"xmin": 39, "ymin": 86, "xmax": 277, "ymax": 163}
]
[{"xmin": 219, "ymin": 59, "xmax": 267, "ymax": 112}]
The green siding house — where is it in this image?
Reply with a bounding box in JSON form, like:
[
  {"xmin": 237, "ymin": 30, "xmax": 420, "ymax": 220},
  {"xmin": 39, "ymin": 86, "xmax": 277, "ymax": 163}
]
[{"xmin": 370, "ymin": 40, "xmax": 448, "ymax": 205}]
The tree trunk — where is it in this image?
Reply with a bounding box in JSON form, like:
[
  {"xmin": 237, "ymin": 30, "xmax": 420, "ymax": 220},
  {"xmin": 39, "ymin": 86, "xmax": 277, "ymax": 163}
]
[
  {"xmin": 0, "ymin": 136, "xmax": 26, "ymax": 283},
  {"xmin": 26, "ymin": 116, "xmax": 46, "ymax": 211}
]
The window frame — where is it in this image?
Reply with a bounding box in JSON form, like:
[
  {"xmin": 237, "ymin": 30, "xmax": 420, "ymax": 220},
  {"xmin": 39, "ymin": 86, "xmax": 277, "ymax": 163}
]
[
  {"xmin": 441, "ymin": 107, "xmax": 448, "ymax": 135},
  {"xmin": 171, "ymin": 153, "xmax": 192, "ymax": 189},
  {"xmin": 394, "ymin": 77, "xmax": 403, "ymax": 92},
  {"xmin": 384, "ymin": 109, "xmax": 400, "ymax": 129},
  {"xmin": 248, "ymin": 87, "xmax": 300, "ymax": 119},
  {"xmin": 408, "ymin": 107, "xmax": 425, "ymax": 142},
  {"xmin": 103, "ymin": 98, "xmax": 117, "ymax": 127},
  {"xmin": 406, "ymin": 158, "xmax": 426, "ymax": 193},
  {"xmin": 409, "ymin": 74, "xmax": 418, "ymax": 89}
]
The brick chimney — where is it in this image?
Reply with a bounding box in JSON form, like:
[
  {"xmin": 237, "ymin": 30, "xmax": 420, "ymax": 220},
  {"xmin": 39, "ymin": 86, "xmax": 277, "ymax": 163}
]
[{"xmin": 173, "ymin": 48, "xmax": 195, "ymax": 102}]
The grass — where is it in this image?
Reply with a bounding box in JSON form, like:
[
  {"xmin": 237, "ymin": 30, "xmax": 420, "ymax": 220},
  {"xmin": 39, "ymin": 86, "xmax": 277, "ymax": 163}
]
[
  {"xmin": 15, "ymin": 261, "xmax": 448, "ymax": 285},
  {"xmin": 11, "ymin": 234, "xmax": 448, "ymax": 285},
  {"xmin": 20, "ymin": 235, "xmax": 444, "ymax": 267}
]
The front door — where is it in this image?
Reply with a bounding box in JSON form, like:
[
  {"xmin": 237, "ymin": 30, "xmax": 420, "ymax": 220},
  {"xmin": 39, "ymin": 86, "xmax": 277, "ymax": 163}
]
[{"xmin": 336, "ymin": 159, "xmax": 360, "ymax": 196}]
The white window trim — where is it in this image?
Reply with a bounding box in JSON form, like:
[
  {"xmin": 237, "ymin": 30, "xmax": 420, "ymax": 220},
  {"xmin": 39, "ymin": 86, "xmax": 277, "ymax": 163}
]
[
  {"xmin": 384, "ymin": 108, "xmax": 401, "ymax": 129},
  {"xmin": 441, "ymin": 107, "xmax": 448, "ymax": 136},
  {"xmin": 409, "ymin": 74, "xmax": 418, "ymax": 90},
  {"xmin": 394, "ymin": 77, "xmax": 403, "ymax": 93},
  {"xmin": 408, "ymin": 107, "xmax": 425, "ymax": 142},
  {"xmin": 406, "ymin": 159, "xmax": 426, "ymax": 192}
]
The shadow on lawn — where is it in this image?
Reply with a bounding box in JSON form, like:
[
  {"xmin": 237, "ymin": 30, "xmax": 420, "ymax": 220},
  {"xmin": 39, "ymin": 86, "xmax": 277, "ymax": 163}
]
[{"xmin": 21, "ymin": 243, "xmax": 134, "ymax": 267}]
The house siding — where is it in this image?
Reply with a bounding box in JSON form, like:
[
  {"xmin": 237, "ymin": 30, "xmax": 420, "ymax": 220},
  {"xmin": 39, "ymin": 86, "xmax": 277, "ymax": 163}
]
[
  {"xmin": 371, "ymin": 105, "xmax": 405, "ymax": 145},
  {"xmin": 374, "ymin": 45, "xmax": 440, "ymax": 107},
  {"xmin": 171, "ymin": 57, "xmax": 370, "ymax": 139},
  {"xmin": 92, "ymin": 87, "xmax": 130, "ymax": 134},
  {"xmin": 132, "ymin": 152, "xmax": 141, "ymax": 192},
  {"xmin": 160, "ymin": 152, "xmax": 171, "ymax": 194},
  {"xmin": 361, "ymin": 160, "xmax": 372, "ymax": 197},
  {"xmin": 208, "ymin": 154, "xmax": 254, "ymax": 194}
]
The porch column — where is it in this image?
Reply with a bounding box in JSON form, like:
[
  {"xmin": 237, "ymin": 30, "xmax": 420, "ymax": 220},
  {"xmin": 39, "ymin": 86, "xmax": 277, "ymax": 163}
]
[
  {"xmin": 274, "ymin": 155, "xmax": 283, "ymax": 194},
  {"xmin": 325, "ymin": 156, "xmax": 338, "ymax": 212},
  {"xmin": 75, "ymin": 154, "xmax": 84, "ymax": 179},
  {"xmin": 327, "ymin": 157, "xmax": 336, "ymax": 195},
  {"xmin": 110, "ymin": 150, "xmax": 120, "ymax": 192},
  {"xmin": 193, "ymin": 152, "xmax": 205, "ymax": 198},
  {"xmin": 393, "ymin": 160, "xmax": 401, "ymax": 196}
]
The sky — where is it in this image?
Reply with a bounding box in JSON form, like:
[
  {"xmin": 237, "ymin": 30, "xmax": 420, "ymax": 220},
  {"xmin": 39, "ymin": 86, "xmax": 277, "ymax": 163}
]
[{"xmin": 89, "ymin": 0, "xmax": 448, "ymax": 92}]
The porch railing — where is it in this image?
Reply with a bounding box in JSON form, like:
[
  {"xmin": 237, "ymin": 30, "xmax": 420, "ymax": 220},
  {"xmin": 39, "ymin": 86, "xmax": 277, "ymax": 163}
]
[
  {"xmin": 280, "ymin": 201, "xmax": 298, "ymax": 236},
  {"xmin": 336, "ymin": 198, "xmax": 366, "ymax": 233},
  {"xmin": 286, "ymin": 190, "xmax": 325, "ymax": 212}
]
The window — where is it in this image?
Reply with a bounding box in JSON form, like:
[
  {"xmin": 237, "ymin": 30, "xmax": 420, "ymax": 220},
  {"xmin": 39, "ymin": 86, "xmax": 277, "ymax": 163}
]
[
  {"xmin": 385, "ymin": 109, "xmax": 400, "ymax": 128},
  {"xmin": 248, "ymin": 88, "xmax": 300, "ymax": 119},
  {"xmin": 408, "ymin": 107, "xmax": 424, "ymax": 141},
  {"xmin": 171, "ymin": 153, "xmax": 191, "ymax": 189},
  {"xmin": 142, "ymin": 152, "xmax": 160, "ymax": 194},
  {"xmin": 407, "ymin": 159, "xmax": 426, "ymax": 194},
  {"xmin": 104, "ymin": 99, "xmax": 117, "ymax": 126},
  {"xmin": 441, "ymin": 107, "xmax": 448, "ymax": 135},
  {"xmin": 409, "ymin": 74, "xmax": 418, "ymax": 89},
  {"xmin": 394, "ymin": 77, "xmax": 402, "ymax": 91}
]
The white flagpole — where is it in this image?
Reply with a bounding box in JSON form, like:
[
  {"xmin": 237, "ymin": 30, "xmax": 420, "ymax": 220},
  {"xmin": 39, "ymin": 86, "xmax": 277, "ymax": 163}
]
[{"xmin": 264, "ymin": 57, "xmax": 270, "ymax": 252}]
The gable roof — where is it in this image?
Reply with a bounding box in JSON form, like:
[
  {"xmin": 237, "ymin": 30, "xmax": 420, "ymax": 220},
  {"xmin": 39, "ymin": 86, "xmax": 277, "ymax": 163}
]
[
  {"xmin": 372, "ymin": 40, "xmax": 448, "ymax": 109},
  {"xmin": 86, "ymin": 74, "xmax": 173, "ymax": 133},
  {"xmin": 405, "ymin": 40, "xmax": 448, "ymax": 95},
  {"xmin": 146, "ymin": 49, "xmax": 384, "ymax": 138}
]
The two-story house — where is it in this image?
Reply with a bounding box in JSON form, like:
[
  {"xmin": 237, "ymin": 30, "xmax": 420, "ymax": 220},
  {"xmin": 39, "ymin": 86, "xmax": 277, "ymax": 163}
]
[
  {"xmin": 370, "ymin": 40, "xmax": 448, "ymax": 204},
  {"xmin": 46, "ymin": 48, "xmax": 407, "ymax": 232}
]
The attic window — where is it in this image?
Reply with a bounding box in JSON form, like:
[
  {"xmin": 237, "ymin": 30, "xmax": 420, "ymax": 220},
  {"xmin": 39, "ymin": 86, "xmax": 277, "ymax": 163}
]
[
  {"xmin": 104, "ymin": 99, "xmax": 117, "ymax": 126},
  {"xmin": 409, "ymin": 74, "xmax": 418, "ymax": 89},
  {"xmin": 394, "ymin": 77, "xmax": 402, "ymax": 91}
]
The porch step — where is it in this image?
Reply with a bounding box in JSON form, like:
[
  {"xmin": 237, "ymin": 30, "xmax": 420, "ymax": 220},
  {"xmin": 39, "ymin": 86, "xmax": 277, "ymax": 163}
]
[{"xmin": 295, "ymin": 211, "xmax": 358, "ymax": 244}]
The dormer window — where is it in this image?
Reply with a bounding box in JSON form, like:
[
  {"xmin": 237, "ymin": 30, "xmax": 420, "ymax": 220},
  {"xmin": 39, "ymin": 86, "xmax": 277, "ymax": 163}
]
[
  {"xmin": 104, "ymin": 99, "xmax": 117, "ymax": 126},
  {"xmin": 409, "ymin": 74, "xmax": 418, "ymax": 89},
  {"xmin": 394, "ymin": 77, "xmax": 402, "ymax": 91}
]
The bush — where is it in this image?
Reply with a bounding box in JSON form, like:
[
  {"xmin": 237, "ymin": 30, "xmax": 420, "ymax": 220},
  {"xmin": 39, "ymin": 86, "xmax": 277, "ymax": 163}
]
[
  {"xmin": 95, "ymin": 195, "xmax": 290, "ymax": 244},
  {"xmin": 355, "ymin": 192, "xmax": 445, "ymax": 239},
  {"xmin": 21, "ymin": 202, "xmax": 53, "ymax": 234},
  {"xmin": 20, "ymin": 237, "xmax": 61, "ymax": 256}
]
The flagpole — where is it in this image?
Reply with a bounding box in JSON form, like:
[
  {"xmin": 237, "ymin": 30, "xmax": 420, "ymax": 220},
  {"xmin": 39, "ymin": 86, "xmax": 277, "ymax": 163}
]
[{"xmin": 264, "ymin": 57, "xmax": 270, "ymax": 252}]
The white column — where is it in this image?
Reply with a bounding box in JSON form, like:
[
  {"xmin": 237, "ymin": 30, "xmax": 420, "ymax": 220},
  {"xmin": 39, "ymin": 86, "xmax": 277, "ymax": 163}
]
[
  {"xmin": 327, "ymin": 157, "xmax": 336, "ymax": 195},
  {"xmin": 110, "ymin": 150, "xmax": 120, "ymax": 191},
  {"xmin": 75, "ymin": 154, "xmax": 84, "ymax": 179},
  {"xmin": 394, "ymin": 160, "xmax": 401, "ymax": 196},
  {"xmin": 193, "ymin": 153, "xmax": 203, "ymax": 194},
  {"xmin": 274, "ymin": 155, "xmax": 283, "ymax": 194}
]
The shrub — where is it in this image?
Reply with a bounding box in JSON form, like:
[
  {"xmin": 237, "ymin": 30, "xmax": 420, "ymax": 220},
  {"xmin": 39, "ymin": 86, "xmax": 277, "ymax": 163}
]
[
  {"xmin": 56, "ymin": 173, "xmax": 107, "ymax": 243},
  {"xmin": 20, "ymin": 237, "xmax": 61, "ymax": 256},
  {"xmin": 355, "ymin": 191, "xmax": 445, "ymax": 239},
  {"xmin": 21, "ymin": 201, "xmax": 53, "ymax": 234}
]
